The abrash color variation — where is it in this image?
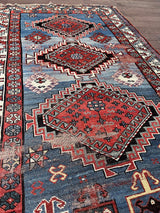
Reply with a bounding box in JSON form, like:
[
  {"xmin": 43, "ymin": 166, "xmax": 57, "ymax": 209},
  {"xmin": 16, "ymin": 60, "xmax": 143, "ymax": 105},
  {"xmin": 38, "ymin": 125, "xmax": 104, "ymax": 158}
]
[{"xmin": 0, "ymin": 4, "xmax": 160, "ymax": 213}]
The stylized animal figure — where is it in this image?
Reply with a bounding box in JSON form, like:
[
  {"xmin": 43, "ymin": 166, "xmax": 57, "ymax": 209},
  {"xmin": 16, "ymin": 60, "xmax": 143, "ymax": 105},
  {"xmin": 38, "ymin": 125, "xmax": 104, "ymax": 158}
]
[{"xmin": 136, "ymin": 197, "xmax": 160, "ymax": 213}]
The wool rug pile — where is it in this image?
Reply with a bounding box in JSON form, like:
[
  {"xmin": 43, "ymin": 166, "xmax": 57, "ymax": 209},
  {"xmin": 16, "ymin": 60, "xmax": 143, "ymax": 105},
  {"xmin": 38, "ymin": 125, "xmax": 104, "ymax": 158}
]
[{"xmin": 0, "ymin": 4, "xmax": 160, "ymax": 213}]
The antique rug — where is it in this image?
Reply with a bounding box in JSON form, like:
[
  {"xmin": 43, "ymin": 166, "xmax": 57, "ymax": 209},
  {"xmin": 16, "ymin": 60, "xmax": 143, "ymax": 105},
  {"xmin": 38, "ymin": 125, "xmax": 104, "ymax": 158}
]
[{"xmin": 0, "ymin": 3, "xmax": 160, "ymax": 213}]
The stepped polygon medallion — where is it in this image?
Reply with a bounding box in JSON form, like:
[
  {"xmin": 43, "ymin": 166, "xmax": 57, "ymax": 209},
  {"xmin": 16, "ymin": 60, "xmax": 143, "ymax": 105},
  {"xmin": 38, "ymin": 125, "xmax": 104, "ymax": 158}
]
[
  {"xmin": 25, "ymin": 81, "xmax": 160, "ymax": 178},
  {"xmin": 42, "ymin": 86, "xmax": 151, "ymax": 160},
  {"xmin": 32, "ymin": 15, "xmax": 98, "ymax": 38},
  {"xmin": 36, "ymin": 41, "xmax": 118, "ymax": 77}
]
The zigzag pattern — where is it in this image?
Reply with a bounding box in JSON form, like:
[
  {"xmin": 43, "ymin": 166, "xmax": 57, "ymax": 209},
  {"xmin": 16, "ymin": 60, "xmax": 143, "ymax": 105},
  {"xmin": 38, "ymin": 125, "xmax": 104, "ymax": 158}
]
[
  {"xmin": 32, "ymin": 14, "xmax": 99, "ymax": 39},
  {"xmin": 35, "ymin": 40, "xmax": 118, "ymax": 78},
  {"xmin": 25, "ymin": 80, "xmax": 160, "ymax": 178},
  {"xmin": 58, "ymin": 110, "xmax": 160, "ymax": 178}
]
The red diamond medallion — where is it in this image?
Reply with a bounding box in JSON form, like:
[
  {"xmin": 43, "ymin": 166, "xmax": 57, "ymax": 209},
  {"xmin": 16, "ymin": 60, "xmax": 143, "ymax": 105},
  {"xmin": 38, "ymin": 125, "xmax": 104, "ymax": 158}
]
[{"xmin": 43, "ymin": 87, "xmax": 151, "ymax": 160}]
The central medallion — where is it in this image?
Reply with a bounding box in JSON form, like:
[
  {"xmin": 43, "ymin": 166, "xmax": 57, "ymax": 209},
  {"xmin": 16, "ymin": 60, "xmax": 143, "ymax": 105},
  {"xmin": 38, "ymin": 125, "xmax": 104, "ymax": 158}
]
[
  {"xmin": 36, "ymin": 41, "xmax": 118, "ymax": 77},
  {"xmin": 42, "ymin": 86, "xmax": 152, "ymax": 160}
]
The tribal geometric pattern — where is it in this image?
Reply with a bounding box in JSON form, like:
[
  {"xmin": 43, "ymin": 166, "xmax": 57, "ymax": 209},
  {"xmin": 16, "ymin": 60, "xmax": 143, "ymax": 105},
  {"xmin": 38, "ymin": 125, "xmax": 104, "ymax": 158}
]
[
  {"xmin": 90, "ymin": 32, "xmax": 112, "ymax": 43},
  {"xmin": 25, "ymin": 31, "xmax": 51, "ymax": 44},
  {"xmin": 25, "ymin": 80, "xmax": 160, "ymax": 178},
  {"xmin": 42, "ymin": 84, "xmax": 151, "ymax": 160},
  {"xmin": 0, "ymin": 4, "xmax": 160, "ymax": 213},
  {"xmin": 25, "ymin": 72, "xmax": 58, "ymax": 94},
  {"xmin": 36, "ymin": 41, "xmax": 118, "ymax": 77},
  {"xmin": 112, "ymin": 68, "xmax": 144, "ymax": 87},
  {"xmin": 32, "ymin": 15, "xmax": 99, "ymax": 39}
]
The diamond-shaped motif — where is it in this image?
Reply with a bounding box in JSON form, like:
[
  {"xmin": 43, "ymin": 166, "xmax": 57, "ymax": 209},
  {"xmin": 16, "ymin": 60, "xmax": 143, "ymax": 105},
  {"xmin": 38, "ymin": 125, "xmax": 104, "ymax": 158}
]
[
  {"xmin": 0, "ymin": 191, "xmax": 20, "ymax": 211},
  {"xmin": 0, "ymin": 173, "xmax": 20, "ymax": 190},
  {"xmin": 43, "ymin": 87, "xmax": 151, "ymax": 160},
  {"xmin": 36, "ymin": 41, "xmax": 118, "ymax": 77},
  {"xmin": 112, "ymin": 69, "xmax": 144, "ymax": 87},
  {"xmin": 25, "ymin": 31, "xmax": 51, "ymax": 44},
  {"xmin": 25, "ymin": 72, "xmax": 58, "ymax": 94},
  {"xmin": 90, "ymin": 32, "xmax": 112, "ymax": 43},
  {"xmin": 25, "ymin": 82, "xmax": 160, "ymax": 178},
  {"xmin": 33, "ymin": 15, "xmax": 97, "ymax": 38}
]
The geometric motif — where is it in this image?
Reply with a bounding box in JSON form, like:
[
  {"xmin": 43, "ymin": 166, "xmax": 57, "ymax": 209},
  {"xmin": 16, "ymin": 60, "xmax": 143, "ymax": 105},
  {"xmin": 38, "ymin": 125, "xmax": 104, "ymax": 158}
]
[
  {"xmin": 25, "ymin": 44, "xmax": 42, "ymax": 51},
  {"xmin": 6, "ymin": 103, "xmax": 21, "ymax": 113},
  {"xmin": 6, "ymin": 113, "xmax": 21, "ymax": 124},
  {"xmin": 2, "ymin": 153, "xmax": 20, "ymax": 172},
  {"xmin": 25, "ymin": 145, "xmax": 49, "ymax": 170},
  {"xmin": 79, "ymin": 176, "xmax": 88, "ymax": 184},
  {"xmin": 90, "ymin": 32, "xmax": 112, "ymax": 43},
  {"xmin": 8, "ymin": 88, "xmax": 21, "ymax": 96},
  {"xmin": 0, "ymin": 191, "xmax": 20, "ymax": 211},
  {"xmin": 36, "ymin": 41, "xmax": 118, "ymax": 77},
  {"xmin": 48, "ymin": 165, "xmax": 67, "ymax": 184},
  {"xmin": 25, "ymin": 31, "xmax": 51, "ymax": 44},
  {"xmin": 25, "ymin": 80, "xmax": 160, "ymax": 178},
  {"xmin": 7, "ymin": 96, "xmax": 21, "ymax": 103},
  {"xmin": 0, "ymin": 10, "xmax": 23, "ymax": 212},
  {"xmin": 1, "ymin": 4, "xmax": 160, "ymax": 213},
  {"xmin": 33, "ymin": 196, "xmax": 69, "ymax": 213},
  {"xmin": 0, "ymin": 11, "xmax": 9, "ymax": 140},
  {"xmin": 32, "ymin": 15, "xmax": 98, "ymax": 39},
  {"xmin": 5, "ymin": 125, "xmax": 21, "ymax": 137},
  {"xmin": 31, "ymin": 181, "xmax": 45, "ymax": 195},
  {"xmin": 101, "ymin": 10, "xmax": 160, "ymax": 96},
  {"xmin": 25, "ymin": 72, "xmax": 58, "ymax": 94},
  {"xmin": 112, "ymin": 69, "xmax": 144, "ymax": 87},
  {"xmin": 4, "ymin": 137, "xmax": 21, "ymax": 148},
  {"xmin": 0, "ymin": 173, "xmax": 20, "ymax": 190},
  {"xmin": 43, "ymin": 85, "xmax": 151, "ymax": 160}
]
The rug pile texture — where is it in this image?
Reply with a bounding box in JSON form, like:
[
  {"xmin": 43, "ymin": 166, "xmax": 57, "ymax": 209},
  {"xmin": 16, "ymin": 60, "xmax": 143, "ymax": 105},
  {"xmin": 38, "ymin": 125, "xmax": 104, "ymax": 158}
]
[{"xmin": 0, "ymin": 4, "xmax": 160, "ymax": 213}]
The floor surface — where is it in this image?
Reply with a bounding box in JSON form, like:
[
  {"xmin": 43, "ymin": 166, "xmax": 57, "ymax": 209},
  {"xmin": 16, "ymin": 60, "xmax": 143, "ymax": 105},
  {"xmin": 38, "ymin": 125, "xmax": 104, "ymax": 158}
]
[{"xmin": 0, "ymin": 0, "xmax": 160, "ymax": 52}]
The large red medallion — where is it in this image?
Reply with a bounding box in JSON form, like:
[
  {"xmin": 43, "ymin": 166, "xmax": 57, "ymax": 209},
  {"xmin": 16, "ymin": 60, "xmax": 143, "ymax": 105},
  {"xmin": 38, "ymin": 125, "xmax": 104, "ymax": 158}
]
[
  {"xmin": 43, "ymin": 86, "xmax": 151, "ymax": 160},
  {"xmin": 25, "ymin": 81, "xmax": 160, "ymax": 177}
]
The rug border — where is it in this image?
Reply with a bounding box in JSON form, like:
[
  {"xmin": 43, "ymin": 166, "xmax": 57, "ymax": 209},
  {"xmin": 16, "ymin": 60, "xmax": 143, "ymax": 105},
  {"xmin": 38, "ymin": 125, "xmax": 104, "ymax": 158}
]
[{"xmin": 112, "ymin": 6, "xmax": 160, "ymax": 56}]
